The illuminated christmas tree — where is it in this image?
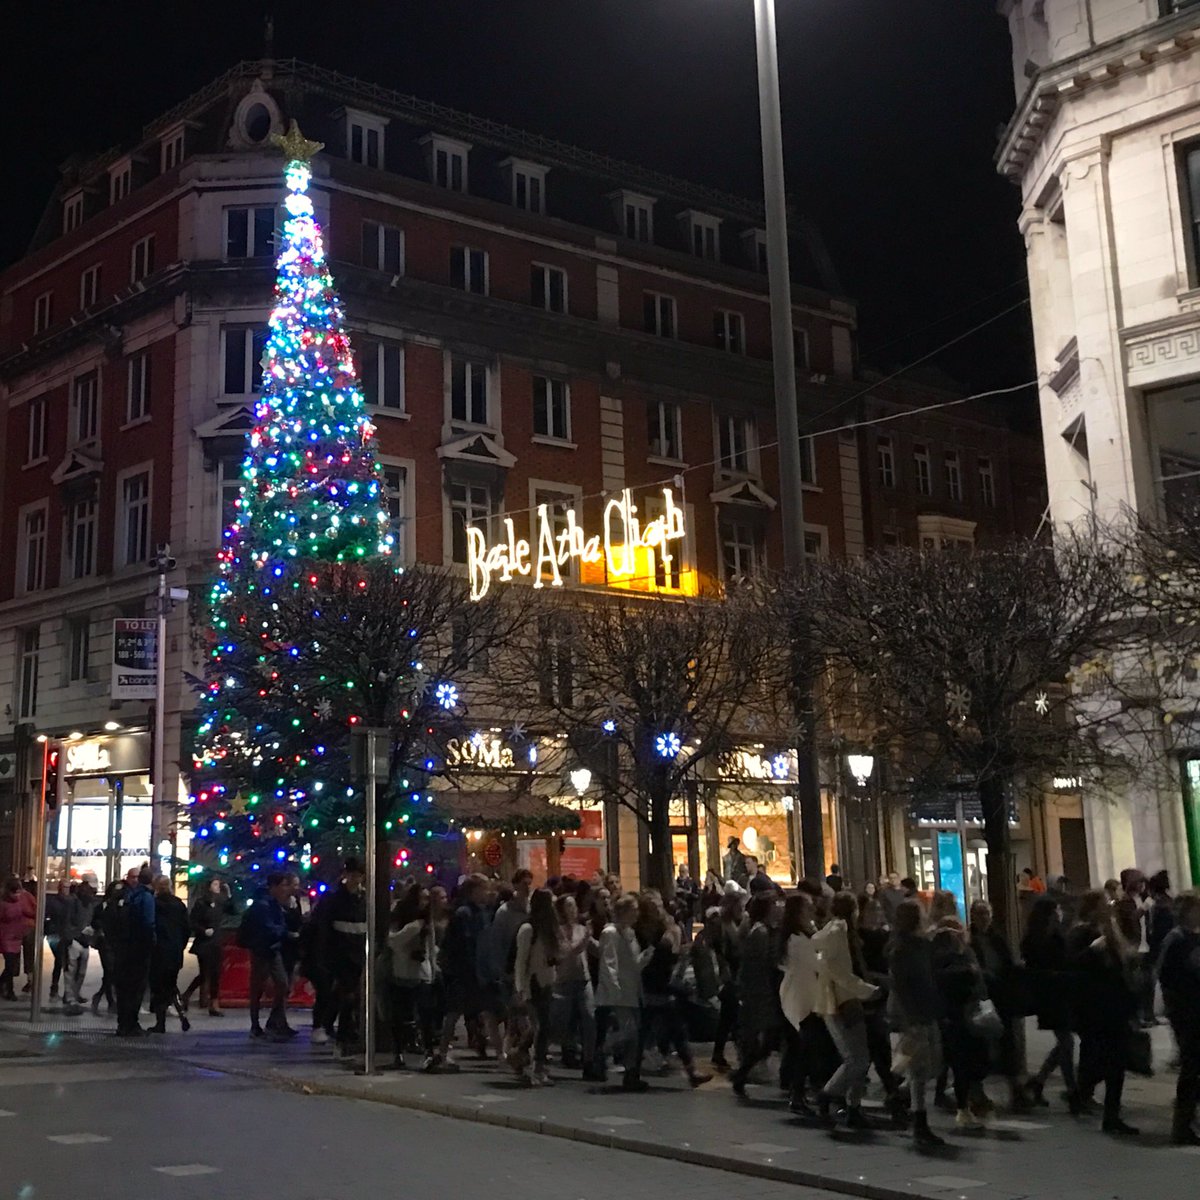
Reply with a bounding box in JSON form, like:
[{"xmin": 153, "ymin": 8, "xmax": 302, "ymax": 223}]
[{"xmin": 187, "ymin": 122, "xmax": 397, "ymax": 891}]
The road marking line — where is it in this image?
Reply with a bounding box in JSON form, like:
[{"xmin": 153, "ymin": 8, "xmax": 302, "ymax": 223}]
[
  {"xmin": 0, "ymin": 1110, "xmax": 15, "ymax": 1118},
  {"xmin": 154, "ymin": 1165, "xmax": 220, "ymax": 1177},
  {"xmin": 48, "ymin": 1133, "xmax": 110, "ymax": 1145}
]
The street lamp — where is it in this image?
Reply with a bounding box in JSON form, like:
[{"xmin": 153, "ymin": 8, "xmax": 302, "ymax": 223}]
[
  {"xmin": 847, "ymin": 753, "xmax": 875, "ymax": 788},
  {"xmin": 750, "ymin": 0, "xmax": 824, "ymax": 879},
  {"xmin": 569, "ymin": 767, "xmax": 593, "ymax": 797}
]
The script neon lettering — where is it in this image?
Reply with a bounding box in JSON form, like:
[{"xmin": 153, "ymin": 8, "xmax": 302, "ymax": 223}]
[{"xmin": 467, "ymin": 487, "xmax": 687, "ymax": 601}]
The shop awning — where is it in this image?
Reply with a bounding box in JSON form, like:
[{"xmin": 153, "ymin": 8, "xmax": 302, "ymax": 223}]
[{"xmin": 437, "ymin": 790, "xmax": 581, "ymax": 837}]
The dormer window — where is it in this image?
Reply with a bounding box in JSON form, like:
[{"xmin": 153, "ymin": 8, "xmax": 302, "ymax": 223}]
[
  {"xmin": 741, "ymin": 228, "xmax": 768, "ymax": 272},
  {"xmin": 62, "ymin": 191, "xmax": 84, "ymax": 235},
  {"xmin": 110, "ymin": 160, "xmax": 132, "ymax": 205},
  {"xmin": 682, "ymin": 210, "xmax": 720, "ymax": 262},
  {"xmin": 421, "ymin": 134, "xmax": 470, "ymax": 193},
  {"xmin": 343, "ymin": 108, "xmax": 388, "ymax": 169},
  {"xmin": 502, "ymin": 158, "xmax": 547, "ymax": 214},
  {"xmin": 611, "ymin": 190, "xmax": 654, "ymax": 243},
  {"xmin": 160, "ymin": 125, "xmax": 186, "ymax": 172}
]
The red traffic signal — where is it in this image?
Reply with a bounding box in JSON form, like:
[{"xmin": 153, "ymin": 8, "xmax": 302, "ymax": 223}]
[{"xmin": 42, "ymin": 745, "xmax": 61, "ymax": 811}]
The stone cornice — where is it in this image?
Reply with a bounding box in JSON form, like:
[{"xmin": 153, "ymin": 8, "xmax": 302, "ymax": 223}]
[{"xmin": 997, "ymin": 10, "xmax": 1200, "ymax": 182}]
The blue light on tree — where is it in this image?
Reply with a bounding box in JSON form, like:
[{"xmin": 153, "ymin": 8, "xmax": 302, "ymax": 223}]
[
  {"xmin": 601, "ymin": 719, "xmax": 617, "ymax": 734},
  {"xmin": 655, "ymin": 731, "xmax": 682, "ymax": 759},
  {"xmin": 771, "ymin": 754, "xmax": 791, "ymax": 780},
  {"xmin": 435, "ymin": 682, "xmax": 459, "ymax": 711}
]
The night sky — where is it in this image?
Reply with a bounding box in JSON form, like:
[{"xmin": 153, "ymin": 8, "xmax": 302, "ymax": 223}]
[{"xmin": 3, "ymin": 0, "xmax": 1033, "ymax": 408}]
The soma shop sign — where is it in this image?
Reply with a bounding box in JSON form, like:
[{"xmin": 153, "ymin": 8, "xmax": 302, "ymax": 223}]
[
  {"xmin": 718, "ymin": 747, "xmax": 798, "ymax": 784},
  {"xmin": 446, "ymin": 735, "xmax": 517, "ymax": 770},
  {"xmin": 467, "ymin": 487, "xmax": 686, "ymax": 601}
]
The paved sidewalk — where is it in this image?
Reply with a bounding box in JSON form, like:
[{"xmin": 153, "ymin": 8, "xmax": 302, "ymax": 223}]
[{"xmin": 2, "ymin": 1008, "xmax": 1193, "ymax": 1200}]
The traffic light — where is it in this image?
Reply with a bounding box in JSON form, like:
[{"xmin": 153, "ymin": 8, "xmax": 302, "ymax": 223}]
[{"xmin": 43, "ymin": 744, "xmax": 60, "ymax": 811}]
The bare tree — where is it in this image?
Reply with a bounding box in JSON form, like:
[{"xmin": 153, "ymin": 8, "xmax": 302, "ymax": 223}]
[
  {"xmin": 797, "ymin": 532, "xmax": 1132, "ymax": 937},
  {"xmin": 512, "ymin": 588, "xmax": 788, "ymax": 895}
]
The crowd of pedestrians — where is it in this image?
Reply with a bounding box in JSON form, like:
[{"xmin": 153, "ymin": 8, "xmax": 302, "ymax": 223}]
[{"xmin": 3, "ymin": 856, "xmax": 1198, "ymax": 1150}]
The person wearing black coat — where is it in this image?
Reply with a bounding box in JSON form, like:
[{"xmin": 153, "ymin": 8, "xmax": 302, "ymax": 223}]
[
  {"xmin": 148, "ymin": 877, "xmax": 190, "ymax": 1033},
  {"xmin": 1158, "ymin": 892, "xmax": 1200, "ymax": 1145},
  {"xmin": 931, "ymin": 911, "xmax": 990, "ymax": 1129},
  {"xmin": 181, "ymin": 879, "xmax": 228, "ymax": 1016},
  {"xmin": 1067, "ymin": 892, "xmax": 1140, "ymax": 1135},
  {"xmin": 1021, "ymin": 897, "xmax": 1079, "ymax": 1110},
  {"xmin": 968, "ymin": 900, "xmax": 1029, "ymax": 1113}
]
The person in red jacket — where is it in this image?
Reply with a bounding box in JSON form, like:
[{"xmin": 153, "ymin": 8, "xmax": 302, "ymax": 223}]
[{"xmin": 1, "ymin": 876, "xmax": 36, "ymax": 999}]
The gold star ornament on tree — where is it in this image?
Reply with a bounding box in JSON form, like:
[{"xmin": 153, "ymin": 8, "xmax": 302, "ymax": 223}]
[
  {"xmin": 228, "ymin": 792, "xmax": 251, "ymax": 815},
  {"xmin": 271, "ymin": 119, "xmax": 324, "ymax": 164}
]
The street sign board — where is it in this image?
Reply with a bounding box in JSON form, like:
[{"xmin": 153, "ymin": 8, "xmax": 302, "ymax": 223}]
[{"xmin": 112, "ymin": 618, "xmax": 158, "ymax": 700}]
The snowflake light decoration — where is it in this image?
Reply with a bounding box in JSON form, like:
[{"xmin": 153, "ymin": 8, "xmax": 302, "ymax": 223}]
[
  {"xmin": 946, "ymin": 683, "xmax": 971, "ymax": 723},
  {"xmin": 770, "ymin": 754, "xmax": 791, "ymax": 780},
  {"xmin": 1033, "ymin": 691, "xmax": 1050, "ymax": 716},
  {"xmin": 315, "ymin": 697, "xmax": 332, "ymax": 720},
  {"xmin": 435, "ymin": 682, "xmax": 459, "ymax": 711},
  {"xmin": 655, "ymin": 731, "xmax": 682, "ymax": 759},
  {"xmin": 601, "ymin": 718, "xmax": 617, "ymax": 735}
]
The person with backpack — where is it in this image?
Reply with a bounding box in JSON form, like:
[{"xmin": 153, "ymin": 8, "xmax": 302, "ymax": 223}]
[{"xmin": 240, "ymin": 872, "xmax": 295, "ymax": 1041}]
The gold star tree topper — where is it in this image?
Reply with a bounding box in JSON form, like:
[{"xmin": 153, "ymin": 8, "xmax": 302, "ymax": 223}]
[{"xmin": 271, "ymin": 119, "xmax": 324, "ymax": 163}]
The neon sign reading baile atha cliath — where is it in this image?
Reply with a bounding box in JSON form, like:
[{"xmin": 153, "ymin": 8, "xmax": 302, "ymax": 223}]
[{"xmin": 467, "ymin": 487, "xmax": 686, "ymax": 601}]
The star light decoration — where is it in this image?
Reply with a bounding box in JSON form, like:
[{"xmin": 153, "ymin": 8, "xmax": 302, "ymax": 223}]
[
  {"xmin": 1033, "ymin": 691, "xmax": 1050, "ymax": 717},
  {"xmin": 435, "ymin": 682, "xmax": 460, "ymax": 711}
]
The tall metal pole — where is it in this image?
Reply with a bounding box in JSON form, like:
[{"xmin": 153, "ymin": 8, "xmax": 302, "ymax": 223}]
[
  {"xmin": 150, "ymin": 554, "xmax": 169, "ymax": 876},
  {"xmin": 752, "ymin": 0, "xmax": 825, "ymax": 878},
  {"xmin": 362, "ymin": 726, "xmax": 379, "ymax": 1076},
  {"xmin": 29, "ymin": 739, "xmax": 54, "ymax": 1022}
]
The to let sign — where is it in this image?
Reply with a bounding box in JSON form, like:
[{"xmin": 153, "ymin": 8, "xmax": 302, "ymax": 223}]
[{"xmin": 112, "ymin": 619, "xmax": 157, "ymax": 700}]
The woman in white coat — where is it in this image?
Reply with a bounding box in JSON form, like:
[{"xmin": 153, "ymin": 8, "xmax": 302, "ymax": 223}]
[
  {"xmin": 813, "ymin": 890, "xmax": 880, "ymax": 1129},
  {"xmin": 779, "ymin": 892, "xmax": 821, "ymax": 1119}
]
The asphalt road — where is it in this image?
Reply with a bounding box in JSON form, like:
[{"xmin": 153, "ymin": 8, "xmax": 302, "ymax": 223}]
[{"xmin": 0, "ymin": 1038, "xmax": 845, "ymax": 1200}]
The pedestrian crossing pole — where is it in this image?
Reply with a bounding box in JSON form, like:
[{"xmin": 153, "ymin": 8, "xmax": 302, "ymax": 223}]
[{"xmin": 352, "ymin": 726, "xmax": 386, "ymax": 1076}]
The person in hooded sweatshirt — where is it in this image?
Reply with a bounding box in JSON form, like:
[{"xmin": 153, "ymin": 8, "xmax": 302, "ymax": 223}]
[
  {"xmin": 61, "ymin": 879, "xmax": 99, "ymax": 1014},
  {"xmin": 1158, "ymin": 891, "xmax": 1200, "ymax": 1145}
]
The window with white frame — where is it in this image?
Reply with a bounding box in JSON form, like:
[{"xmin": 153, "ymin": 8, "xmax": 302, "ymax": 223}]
[
  {"xmin": 72, "ymin": 371, "xmax": 100, "ymax": 445},
  {"xmin": 161, "ymin": 129, "xmax": 184, "ymax": 172},
  {"xmin": 800, "ymin": 436, "xmax": 817, "ymax": 486},
  {"xmin": 346, "ymin": 112, "xmax": 387, "ymax": 168},
  {"xmin": 533, "ymin": 490, "xmax": 577, "ymax": 582},
  {"xmin": 19, "ymin": 505, "xmax": 47, "ymax": 594},
  {"xmin": 743, "ymin": 228, "xmax": 768, "ymax": 272},
  {"xmin": 647, "ymin": 400, "xmax": 683, "ymax": 461},
  {"xmin": 26, "ymin": 397, "xmax": 47, "ymax": 463},
  {"xmin": 449, "ymin": 357, "xmax": 489, "ymax": 426},
  {"xmin": 18, "ymin": 626, "xmax": 40, "ymax": 719},
  {"xmin": 222, "ymin": 326, "xmax": 269, "ymax": 394},
  {"xmin": 66, "ymin": 498, "xmax": 98, "ymax": 580},
  {"xmin": 63, "ymin": 192, "xmax": 84, "ymax": 234},
  {"xmin": 126, "ymin": 350, "xmax": 151, "ymax": 423},
  {"xmin": 225, "ymin": 206, "xmax": 275, "ymax": 259},
  {"xmin": 721, "ymin": 520, "xmax": 761, "ymax": 582},
  {"xmin": 618, "ymin": 192, "xmax": 653, "ymax": 242},
  {"xmin": 645, "ymin": 495, "xmax": 689, "ymax": 591},
  {"xmin": 358, "ymin": 336, "xmax": 405, "ymax": 411},
  {"xmin": 425, "ymin": 135, "xmax": 469, "ymax": 192},
  {"xmin": 714, "ymin": 309, "xmax": 745, "ymax": 353},
  {"xmin": 382, "ymin": 463, "xmax": 411, "ymax": 560},
  {"xmin": 914, "ymin": 443, "xmax": 932, "ymax": 496},
  {"xmin": 643, "ymin": 292, "xmax": 676, "ymax": 338},
  {"xmin": 945, "ymin": 451, "xmax": 962, "ymax": 502},
  {"xmin": 533, "ymin": 377, "xmax": 570, "ymax": 441},
  {"xmin": 1181, "ymin": 142, "xmax": 1200, "ymax": 285},
  {"xmin": 537, "ymin": 618, "xmax": 574, "ymax": 705},
  {"xmin": 121, "ymin": 470, "xmax": 152, "ymax": 565},
  {"xmin": 509, "ymin": 161, "xmax": 547, "ymax": 214},
  {"xmin": 719, "ymin": 413, "xmax": 756, "ymax": 474},
  {"xmin": 130, "ymin": 235, "xmax": 155, "ymax": 283},
  {"xmin": 79, "ymin": 263, "xmax": 101, "ymax": 310},
  {"xmin": 531, "ymin": 264, "xmax": 567, "ymax": 314},
  {"xmin": 688, "ymin": 213, "xmax": 720, "ymax": 261},
  {"xmin": 450, "ymin": 246, "xmax": 488, "ymax": 295},
  {"xmin": 67, "ymin": 617, "xmax": 91, "ymax": 683},
  {"xmin": 793, "ymin": 327, "xmax": 810, "ymax": 372},
  {"xmin": 877, "ymin": 435, "xmax": 895, "ymax": 487},
  {"xmin": 361, "ymin": 221, "xmax": 404, "ymax": 274},
  {"xmin": 218, "ymin": 459, "xmax": 243, "ymax": 540},
  {"xmin": 803, "ymin": 528, "xmax": 828, "ymax": 560},
  {"xmin": 449, "ymin": 481, "xmax": 492, "ymax": 564},
  {"xmin": 978, "ymin": 457, "xmax": 996, "ymax": 507},
  {"xmin": 33, "ymin": 291, "xmax": 52, "ymax": 334},
  {"xmin": 110, "ymin": 163, "xmax": 131, "ymax": 204}
]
